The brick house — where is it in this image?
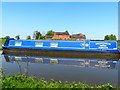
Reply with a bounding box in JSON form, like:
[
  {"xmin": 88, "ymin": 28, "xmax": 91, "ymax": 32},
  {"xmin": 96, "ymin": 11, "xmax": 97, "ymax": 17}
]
[
  {"xmin": 45, "ymin": 32, "xmax": 86, "ymax": 40},
  {"xmin": 45, "ymin": 36, "xmax": 53, "ymax": 40},
  {"xmin": 52, "ymin": 32, "xmax": 70, "ymax": 40},
  {"xmin": 70, "ymin": 33, "xmax": 86, "ymax": 40}
]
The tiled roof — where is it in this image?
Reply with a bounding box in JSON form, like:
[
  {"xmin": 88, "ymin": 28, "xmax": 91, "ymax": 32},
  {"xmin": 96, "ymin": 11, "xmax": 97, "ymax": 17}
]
[
  {"xmin": 70, "ymin": 33, "xmax": 86, "ymax": 39},
  {"xmin": 45, "ymin": 36, "xmax": 53, "ymax": 38},
  {"xmin": 54, "ymin": 32, "xmax": 69, "ymax": 35}
]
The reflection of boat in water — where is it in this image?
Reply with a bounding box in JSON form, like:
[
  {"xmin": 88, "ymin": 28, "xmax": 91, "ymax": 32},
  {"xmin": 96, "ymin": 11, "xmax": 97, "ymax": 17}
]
[
  {"xmin": 3, "ymin": 54, "xmax": 119, "ymax": 69},
  {"xmin": 2, "ymin": 38, "xmax": 120, "ymax": 59}
]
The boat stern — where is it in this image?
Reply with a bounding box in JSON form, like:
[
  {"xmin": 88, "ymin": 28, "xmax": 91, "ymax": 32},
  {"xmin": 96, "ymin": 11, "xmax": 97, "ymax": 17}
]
[{"xmin": 2, "ymin": 38, "xmax": 14, "ymax": 48}]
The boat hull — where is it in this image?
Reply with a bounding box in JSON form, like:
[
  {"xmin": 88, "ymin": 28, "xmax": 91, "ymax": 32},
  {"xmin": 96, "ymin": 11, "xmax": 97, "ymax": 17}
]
[{"xmin": 2, "ymin": 47, "xmax": 120, "ymax": 59}]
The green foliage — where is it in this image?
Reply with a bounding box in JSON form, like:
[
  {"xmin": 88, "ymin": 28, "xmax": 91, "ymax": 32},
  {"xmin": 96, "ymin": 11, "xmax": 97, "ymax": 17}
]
[
  {"xmin": 0, "ymin": 39, "xmax": 6, "ymax": 49},
  {"xmin": 0, "ymin": 67, "xmax": 6, "ymax": 73},
  {"xmin": 65, "ymin": 30, "xmax": 69, "ymax": 33},
  {"xmin": 2, "ymin": 36, "xmax": 10, "ymax": 39},
  {"xmin": 15, "ymin": 35, "xmax": 20, "ymax": 40},
  {"xmin": 104, "ymin": 34, "xmax": 117, "ymax": 40},
  {"xmin": 51, "ymin": 39, "xmax": 62, "ymax": 40},
  {"xmin": 45, "ymin": 30, "xmax": 54, "ymax": 36},
  {"xmin": 1, "ymin": 74, "xmax": 116, "ymax": 89},
  {"xmin": 40, "ymin": 36, "xmax": 45, "ymax": 39},
  {"xmin": 118, "ymin": 40, "xmax": 120, "ymax": 49},
  {"xmin": 26, "ymin": 35, "xmax": 31, "ymax": 40},
  {"xmin": 33, "ymin": 31, "xmax": 42, "ymax": 40},
  {"xmin": 0, "ymin": 39, "xmax": 6, "ymax": 44},
  {"xmin": 104, "ymin": 35, "xmax": 110, "ymax": 40}
]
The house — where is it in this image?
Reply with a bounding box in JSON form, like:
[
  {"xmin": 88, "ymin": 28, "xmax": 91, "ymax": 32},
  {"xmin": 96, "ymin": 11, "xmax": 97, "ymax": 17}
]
[
  {"xmin": 45, "ymin": 36, "xmax": 53, "ymax": 40},
  {"xmin": 45, "ymin": 31, "xmax": 86, "ymax": 40},
  {"xmin": 70, "ymin": 33, "xmax": 86, "ymax": 40},
  {"xmin": 52, "ymin": 32, "xmax": 70, "ymax": 40}
]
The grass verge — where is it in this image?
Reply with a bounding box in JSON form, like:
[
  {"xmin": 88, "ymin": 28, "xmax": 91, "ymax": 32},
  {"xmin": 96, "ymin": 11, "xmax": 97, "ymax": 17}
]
[
  {"xmin": 1, "ymin": 74, "xmax": 115, "ymax": 89},
  {"xmin": 118, "ymin": 40, "xmax": 120, "ymax": 50},
  {"xmin": 0, "ymin": 39, "xmax": 5, "ymax": 49}
]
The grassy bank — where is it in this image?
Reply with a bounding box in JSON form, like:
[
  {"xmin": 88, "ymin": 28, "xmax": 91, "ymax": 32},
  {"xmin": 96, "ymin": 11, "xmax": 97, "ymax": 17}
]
[
  {"xmin": 1, "ymin": 74, "xmax": 115, "ymax": 89},
  {"xmin": 0, "ymin": 39, "xmax": 5, "ymax": 49},
  {"xmin": 118, "ymin": 40, "xmax": 120, "ymax": 50}
]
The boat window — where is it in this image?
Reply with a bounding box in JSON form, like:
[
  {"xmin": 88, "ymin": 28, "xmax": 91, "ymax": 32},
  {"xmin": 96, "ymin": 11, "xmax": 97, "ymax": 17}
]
[
  {"xmin": 35, "ymin": 42, "xmax": 43, "ymax": 47},
  {"xmin": 50, "ymin": 59, "xmax": 58, "ymax": 64},
  {"xmin": 50, "ymin": 43, "xmax": 58, "ymax": 47},
  {"xmin": 14, "ymin": 42, "xmax": 22, "ymax": 46},
  {"xmin": 14, "ymin": 57, "xmax": 22, "ymax": 61},
  {"xmin": 35, "ymin": 58, "xmax": 43, "ymax": 63}
]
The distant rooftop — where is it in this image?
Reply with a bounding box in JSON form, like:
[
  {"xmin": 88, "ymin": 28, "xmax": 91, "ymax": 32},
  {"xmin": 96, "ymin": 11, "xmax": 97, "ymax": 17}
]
[{"xmin": 54, "ymin": 32, "xmax": 69, "ymax": 35}]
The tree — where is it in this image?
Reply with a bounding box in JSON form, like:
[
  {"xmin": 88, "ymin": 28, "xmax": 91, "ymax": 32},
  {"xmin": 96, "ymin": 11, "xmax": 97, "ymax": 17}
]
[
  {"xmin": 3, "ymin": 36, "xmax": 10, "ymax": 39},
  {"xmin": 15, "ymin": 35, "xmax": 20, "ymax": 40},
  {"xmin": 110, "ymin": 34, "xmax": 114, "ymax": 40},
  {"xmin": 65, "ymin": 30, "xmax": 68, "ymax": 33},
  {"xmin": 26, "ymin": 35, "xmax": 31, "ymax": 40},
  {"xmin": 104, "ymin": 34, "xmax": 117, "ymax": 40},
  {"xmin": 104, "ymin": 35, "xmax": 110, "ymax": 40},
  {"xmin": 45, "ymin": 30, "xmax": 54, "ymax": 36},
  {"xmin": 40, "ymin": 36, "xmax": 45, "ymax": 39},
  {"xmin": 113, "ymin": 35, "xmax": 117, "ymax": 40},
  {"xmin": 33, "ymin": 31, "xmax": 42, "ymax": 40}
]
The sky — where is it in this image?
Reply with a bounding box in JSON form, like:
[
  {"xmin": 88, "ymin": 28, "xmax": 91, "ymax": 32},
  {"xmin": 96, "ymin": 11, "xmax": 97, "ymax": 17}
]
[{"xmin": 1, "ymin": 2, "xmax": 118, "ymax": 40}]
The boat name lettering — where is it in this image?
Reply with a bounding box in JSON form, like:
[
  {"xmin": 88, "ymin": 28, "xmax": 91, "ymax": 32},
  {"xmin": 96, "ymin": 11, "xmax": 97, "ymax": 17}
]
[{"xmin": 96, "ymin": 43, "xmax": 111, "ymax": 45}]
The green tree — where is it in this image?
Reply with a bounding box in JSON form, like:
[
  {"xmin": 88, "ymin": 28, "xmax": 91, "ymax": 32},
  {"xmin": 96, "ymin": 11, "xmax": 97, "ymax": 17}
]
[
  {"xmin": 40, "ymin": 36, "xmax": 45, "ymax": 39},
  {"xmin": 65, "ymin": 30, "xmax": 68, "ymax": 33},
  {"xmin": 45, "ymin": 30, "xmax": 54, "ymax": 36},
  {"xmin": 15, "ymin": 35, "xmax": 20, "ymax": 40},
  {"xmin": 3, "ymin": 36, "xmax": 10, "ymax": 39},
  {"xmin": 110, "ymin": 34, "xmax": 114, "ymax": 40},
  {"xmin": 104, "ymin": 34, "xmax": 117, "ymax": 40},
  {"xmin": 33, "ymin": 31, "xmax": 42, "ymax": 40},
  {"xmin": 113, "ymin": 35, "xmax": 117, "ymax": 40},
  {"xmin": 26, "ymin": 35, "xmax": 31, "ymax": 40},
  {"xmin": 104, "ymin": 35, "xmax": 110, "ymax": 40}
]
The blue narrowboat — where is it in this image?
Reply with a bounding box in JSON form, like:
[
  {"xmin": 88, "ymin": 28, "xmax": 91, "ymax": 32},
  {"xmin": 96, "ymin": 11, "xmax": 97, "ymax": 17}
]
[{"xmin": 2, "ymin": 38, "xmax": 120, "ymax": 59}]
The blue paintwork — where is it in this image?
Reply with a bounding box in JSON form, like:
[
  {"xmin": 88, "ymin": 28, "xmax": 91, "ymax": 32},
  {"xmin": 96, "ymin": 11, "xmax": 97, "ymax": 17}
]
[{"xmin": 2, "ymin": 39, "xmax": 119, "ymax": 52}]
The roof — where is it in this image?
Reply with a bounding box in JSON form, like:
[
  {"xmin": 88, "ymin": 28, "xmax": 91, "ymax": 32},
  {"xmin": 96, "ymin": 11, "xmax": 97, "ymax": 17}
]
[
  {"xmin": 71, "ymin": 33, "xmax": 85, "ymax": 36},
  {"xmin": 70, "ymin": 36, "xmax": 86, "ymax": 39},
  {"xmin": 70, "ymin": 33, "xmax": 86, "ymax": 39},
  {"xmin": 54, "ymin": 32, "xmax": 69, "ymax": 35},
  {"xmin": 45, "ymin": 36, "xmax": 53, "ymax": 38}
]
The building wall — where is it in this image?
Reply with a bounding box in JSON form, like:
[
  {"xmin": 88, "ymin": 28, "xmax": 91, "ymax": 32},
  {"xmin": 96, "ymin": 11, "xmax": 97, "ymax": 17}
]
[
  {"xmin": 46, "ymin": 38, "xmax": 52, "ymax": 40},
  {"xmin": 52, "ymin": 35, "xmax": 70, "ymax": 40},
  {"xmin": 45, "ymin": 33, "xmax": 86, "ymax": 40},
  {"xmin": 70, "ymin": 38, "xmax": 86, "ymax": 40}
]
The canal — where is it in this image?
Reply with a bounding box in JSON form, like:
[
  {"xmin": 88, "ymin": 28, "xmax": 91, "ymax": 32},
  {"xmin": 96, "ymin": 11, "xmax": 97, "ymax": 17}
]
[{"xmin": 0, "ymin": 51, "xmax": 120, "ymax": 87}]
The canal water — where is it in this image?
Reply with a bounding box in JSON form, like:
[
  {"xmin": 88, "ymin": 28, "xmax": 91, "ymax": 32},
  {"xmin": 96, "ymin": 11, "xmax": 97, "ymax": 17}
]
[{"xmin": 1, "ymin": 51, "xmax": 120, "ymax": 87}]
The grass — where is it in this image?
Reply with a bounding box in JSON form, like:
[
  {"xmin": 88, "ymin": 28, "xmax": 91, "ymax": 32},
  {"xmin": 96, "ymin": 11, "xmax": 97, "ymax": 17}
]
[
  {"xmin": 1, "ymin": 74, "xmax": 115, "ymax": 89},
  {"xmin": 0, "ymin": 39, "xmax": 5, "ymax": 49},
  {"xmin": 118, "ymin": 40, "xmax": 120, "ymax": 50}
]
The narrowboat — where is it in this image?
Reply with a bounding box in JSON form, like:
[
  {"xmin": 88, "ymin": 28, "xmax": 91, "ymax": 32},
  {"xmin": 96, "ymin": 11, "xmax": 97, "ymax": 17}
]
[{"xmin": 2, "ymin": 38, "xmax": 120, "ymax": 59}]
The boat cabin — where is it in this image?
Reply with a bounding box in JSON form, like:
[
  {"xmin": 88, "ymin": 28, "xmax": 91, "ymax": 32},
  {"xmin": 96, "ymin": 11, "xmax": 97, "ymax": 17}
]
[{"xmin": 2, "ymin": 38, "xmax": 118, "ymax": 52}]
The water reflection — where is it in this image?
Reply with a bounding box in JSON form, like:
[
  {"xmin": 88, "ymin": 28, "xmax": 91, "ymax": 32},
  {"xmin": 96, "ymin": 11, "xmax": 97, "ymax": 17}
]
[
  {"xmin": 4, "ymin": 54, "xmax": 119, "ymax": 69},
  {"xmin": 2, "ymin": 54, "xmax": 119, "ymax": 87}
]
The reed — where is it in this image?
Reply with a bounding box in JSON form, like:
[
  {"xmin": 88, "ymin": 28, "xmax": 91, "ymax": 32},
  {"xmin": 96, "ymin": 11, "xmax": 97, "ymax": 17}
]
[{"xmin": 1, "ymin": 74, "xmax": 115, "ymax": 89}]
